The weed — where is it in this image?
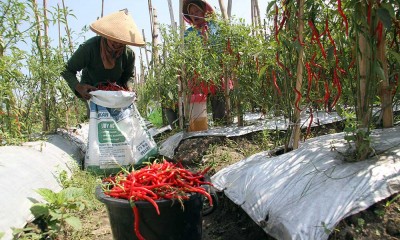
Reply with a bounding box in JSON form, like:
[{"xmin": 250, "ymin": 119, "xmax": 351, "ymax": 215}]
[
  {"xmin": 385, "ymin": 194, "xmax": 400, "ymax": 208},
  {"xmin": 12, "ymin": 169, "xmax": 98, "ymax": 240}
]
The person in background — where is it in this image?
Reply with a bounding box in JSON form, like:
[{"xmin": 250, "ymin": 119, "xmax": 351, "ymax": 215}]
[
  {"xmin": 183, "ymin": 0, "xmax": 217, "ymax": 40},
  {"xmin": 61, "ymin": 9, "xmax": 144, "ymax": 101},
  {"xmin": 182, "ymin": 0, "xmax": 232, "ymax": 124}
]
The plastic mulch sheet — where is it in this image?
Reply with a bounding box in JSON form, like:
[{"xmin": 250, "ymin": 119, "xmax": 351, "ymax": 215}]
[
  {"xmin": 159, "ymin": 110, "xmax": 343, "ymax": 159},
  {"xmin": 211, "ymin": 126, "xmax": 400, "ymax": 240},
  {"xmin": 0, "ymin": 135, "xmax": 80, "ymax": 240}
]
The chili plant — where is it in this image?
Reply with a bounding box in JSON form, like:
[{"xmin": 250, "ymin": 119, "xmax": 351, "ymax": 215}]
[{"xmin": 0, "ymin": 0, "xmax": 87, "ymax": 145}]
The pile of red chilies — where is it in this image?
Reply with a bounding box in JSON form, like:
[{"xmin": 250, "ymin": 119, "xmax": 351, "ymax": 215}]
[
  {"xmin": 102, "ymin": 160, "xmax": 213, "ymax": 240},
  {"xmin": 97, "ymin": 81, "xmax": 128, "ymax": 91}
]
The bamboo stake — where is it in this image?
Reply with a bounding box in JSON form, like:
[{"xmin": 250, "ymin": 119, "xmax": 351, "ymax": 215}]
[
  {"xmin": 152, "ymin": 7, "xmax": 160, "ymax": 66},
  {"xmin": 291, "ymin": 0, "xmax": 305, "ymax": 149},
  {"xmin": 139, "ymin": 47, "xmax": 145, "ymax": 84},
  {"xmin": 251, "ymin": 0, "xmax": 254, "ymax": 28},
  {"xmin": 57, "ymin": 4, "xmax": 62, "ymax": 50},
  {"xmin": 178, "ymin": 0, "xmax": 185, "ymax": 129},
  {"xmin": 32, "ymin": 0, "xmax": 46, "ymax": 131},
  {"xmin": 224, "ymin": 64, "xmax": 232, "ymax": 125},
  {"xmin": 33, "ymin": 0, "xmax": 50, "ymax": 131},
  {"xmin": 217, "ymin": 0, "xmax": 230, "ymax": 124},
  {"xmin": 227, "ymin": 0, "xmax": 232, "ymax": 19},
  {"xmin": 167, "ymin": 0, "xmax": 177, "ymax": 32},
  {"xmin": 357, "ymin": 6, "xmax": 371, "ymax": 128},
  {"xmin": 254, "ymin": 0, "xmax": 261, "ymax": 27},
  {"xmin": 218, "ymin": 0, "xmax": 228, "ymax": 21},
  {"xmin": 43, "ymin": 0, "xmax": 54, "ymax": 130},
  {"xmin": 148, "ymin": 0, "xmax": 154, "ymax": 40},
  {"xmin": 355, "ymin": 1, "xmax": 373, "ymax": 160},
  {"xmin": 254, "ymin": 0, "xmax": 262, "ymax": 36},
  {"xmin": 43, "ymin": 0, "xmax": 49, "ymax": 50},
  {"xmin": 142, "ymin": 29, "xmax": 150, "ymax": 69},
  {"xmin": 101, "ymin": 0, "xmax": 104, "ymax": 17},
  {"xmin": 377, "ymin": 30, "xmax": 393, "ymax": 127}
]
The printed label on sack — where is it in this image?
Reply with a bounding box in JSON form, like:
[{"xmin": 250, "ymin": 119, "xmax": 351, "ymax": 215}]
[
  {"xmin": 137, "ymin": 140, "xmax": 151, "ymax": 156},
  {"xmin": 97, "ymin": 121, "xmax": 126, "ymax": 143}
]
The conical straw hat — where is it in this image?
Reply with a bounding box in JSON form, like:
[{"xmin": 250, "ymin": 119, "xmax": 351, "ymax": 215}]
[
  {"xmin": 182, "ymin": 0, "xmax": 214, "ymax": 24},
  {"xmin": 90, "ymin": 9, "xmax": 145, "ymax": 47}
]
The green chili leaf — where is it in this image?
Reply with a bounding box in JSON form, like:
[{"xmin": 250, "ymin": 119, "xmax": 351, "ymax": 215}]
[
  {"xmin": 376, "ymin": 8, "xmax": 392, "ymax": 30},
  {"xmin": 389, "ymin": 50, "xmax": 400, "ymax": 65}
]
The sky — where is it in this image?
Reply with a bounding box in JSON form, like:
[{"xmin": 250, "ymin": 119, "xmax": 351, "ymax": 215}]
[{"xmin": 42, "ymin": 0, "xmax": 271, "ymax": 75}]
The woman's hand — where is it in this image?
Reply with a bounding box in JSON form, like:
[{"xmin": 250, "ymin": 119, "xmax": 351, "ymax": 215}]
[{"xmin": 75, "ymin": 83, "xmax": 97, "ymax": 100}]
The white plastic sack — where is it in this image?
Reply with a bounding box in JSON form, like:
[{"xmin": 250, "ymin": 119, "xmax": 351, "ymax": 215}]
[
  {"xmin": 85, "ymin": 90, "xmax": 158, "ymax": 174},
  {"xmin": 212, "ymin": 126, "xmax": 400, "ymax": 240}
]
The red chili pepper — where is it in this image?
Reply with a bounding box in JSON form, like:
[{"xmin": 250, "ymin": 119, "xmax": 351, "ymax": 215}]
[
  {"xmin": 330, "ymin": 69, "xmax": 342, "ymax": 109},
  {"xmin": 132, "ymin": 205, "xmax": 145, "ymax": 240},
  {"xmin": 274, "ymin": 4, "xmax": 280, "ymax": 44},
  {"xmin": 276, "ymin": 52, "xmax": 292, "ymax": 77},
  {"xmin": 272, "ymin": 70, "xmax": 282, "ymax": 96},
  {"xmin": 97, "ymin": 81, "xmax": 128, "ymax": 91},
  {"xmin": 130, "ymin": 187, "xmax": 158, "ymax": 199},
  {"xmin": 305, "ymin": 62, "xmax": 313, "ymax": 102},
  {"xmin": 308, "ymin": 20, "xmax": 327, "ymax": 59},
  {"xmin": 323, "ymin": 80, "xmax": 330, "ymax": 110},
  {"xmin": 338, "ymin": 0, "xmax": 349, "ymax": 36},
  {"xmin": 311, "ymin": 53, "xmax": 322, "ymax": 68},
  {"xmin": 293, "ymin": 35, "xmax": 306, "ymax": 46},
  {"xmin": 294, "ymin": 88, "xmax": 302, "ymax": 112},
  {"xmin": 325, "ymin": 18, "xmax": 338, "ymax": 66},
  {"xmin": 375, "ymin": 21, "xmax": 383, "ymax": 45},
  {"xmin": 183, "ymin": 186, "xmax": 213, "ymax": 206},
  {"xmin": 278, "ymin": 10, "xmax": 287, "ymax": 33},
  {"xmin": 236, "ymin": 52, "xmax": 241, "ymax": 65},
  {"xmin": 367, "ymin": 2, "xmax": 372, "ymax": 25},
  {"xmin": 337, "ymin": 67, "xmax": 346, "ymax": 75},
  {"xmin": 200, "ymin": 166, "xmax": 212, "ymax": 175},
  {"xmin": 305, "ymin": 107, "xmax": 314, "ymax": 140},
  {"xmin": 133, "ymin": 193, "xmax": 160, "ymax": 215}
]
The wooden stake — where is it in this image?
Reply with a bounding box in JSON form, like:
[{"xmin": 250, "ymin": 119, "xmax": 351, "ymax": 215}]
[
  {"xmin": 167, "ymin": 0, "xmax": 177, "ymax": 32},
  {"xmin": 101, "ymin": 0, "xmax": 104, "ymax": 17},
  {"xmin": 377, "ymin": 28, "xmax": 393, "ymax": 127},
  {"xmin": 227, "ymin": 0, "xmax": 232, "ymax": 19},
  {"xmin": 152, "ymin": 7, "xmax": 160, "ymax": 66},
  {"xmin": 139, "ymin": 47, "xmax": 145, "ymax": 84},
  {"xmin": 179, "ymin": 0, "xmax": 185, "ymax": 129},
  {"xmin": 218, "ymin": 0, "xmax": 228, "ymax": 21},
  {"xmin": 292, "ymin": 0, "xmax": 305, "ymax": 149},
  {"xmin": 57, "ymin": 4, "xmax": 61, "ymax": 50},
  {"xmin": 142, "ymin": 29, "xmax": 150, "ymax": 69}
]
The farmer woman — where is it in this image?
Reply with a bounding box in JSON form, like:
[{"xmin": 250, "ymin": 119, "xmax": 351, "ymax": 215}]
[
  {"xmin": 183, "ymin": 0, "xmax": 232, "ymax": 124},
  {"xmin": 61, "ymin": 9, "xmax": 144, "ymax": 101}
]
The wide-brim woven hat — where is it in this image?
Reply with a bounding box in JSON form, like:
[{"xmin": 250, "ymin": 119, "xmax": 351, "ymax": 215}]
[
  {"xmin": 182, "ymin": 0, "xmax": 214, "ymax": 24},
  {"xmin": 90, "ymin": 9, "xmax": 145, "ymax": 47}
]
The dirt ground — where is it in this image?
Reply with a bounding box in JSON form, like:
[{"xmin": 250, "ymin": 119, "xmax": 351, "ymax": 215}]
[{"xmin": 84, "ymin": 128, "xmax": 400, "ymax": 240}]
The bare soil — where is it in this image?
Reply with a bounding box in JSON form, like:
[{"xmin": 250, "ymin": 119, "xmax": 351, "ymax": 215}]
[{"xmin": 84, "ymin": 128, "xmax": 400, "ymax": 240}]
